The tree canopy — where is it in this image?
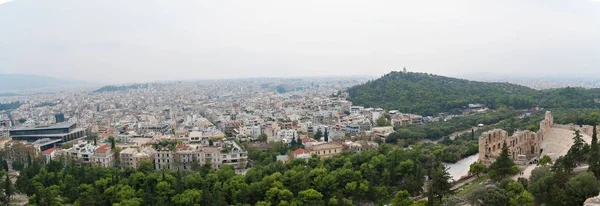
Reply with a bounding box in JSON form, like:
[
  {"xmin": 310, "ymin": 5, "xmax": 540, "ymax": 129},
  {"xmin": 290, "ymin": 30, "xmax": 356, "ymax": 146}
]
[
  {"xmin": 11, "ymin": 143, "xmax": 446, "ymax": 206},
  {"xmin": 348, "ymin": 72, "xmax": 600, "ymax": 115}
]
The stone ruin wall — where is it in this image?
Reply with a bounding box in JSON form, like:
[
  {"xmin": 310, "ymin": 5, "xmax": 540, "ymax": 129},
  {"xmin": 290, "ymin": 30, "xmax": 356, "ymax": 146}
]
[
  {"xmin": 478, "ymin": 111, "xmax": 553, "ymax": 165},
  {"xmin": 580, "ymin": 125, "xmax": 600, "ymax": 138}
]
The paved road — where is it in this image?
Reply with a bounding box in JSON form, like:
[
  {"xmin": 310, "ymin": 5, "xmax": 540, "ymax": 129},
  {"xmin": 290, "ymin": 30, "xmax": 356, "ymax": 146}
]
[{"xmin": 512, "ymin": 164, "xmax": 537, "ymax": 180}]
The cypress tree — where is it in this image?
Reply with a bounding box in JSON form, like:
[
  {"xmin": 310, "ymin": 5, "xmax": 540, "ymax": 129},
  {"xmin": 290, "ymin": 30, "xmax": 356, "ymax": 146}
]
[
  {"xmin": 108, "ymin": 136, "xmax": 116, "ymax": 149},
  {"xmin": 589, "ymin": 125, "xmax": 600, "ymax": 178},
  {"xmin": 4, "ymin": 174, "xmax": 12, "ymax": 202},
  {"xmin": 27, "ymin": 153, "xmax": 32, "ymax": 167},
  {"xmin": 291, "ymin": 136, "xmax": 298, "ymax": 148}
]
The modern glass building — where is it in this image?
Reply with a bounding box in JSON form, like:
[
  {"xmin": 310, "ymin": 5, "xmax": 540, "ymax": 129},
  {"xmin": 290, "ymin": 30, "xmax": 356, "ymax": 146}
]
[
  {"xmin": 9, "ymin": 122, "xmax": 86, "ymax": 143},
  {"xmin": 55, "ymin": 113, "xmax": 65, "ymax": 123}
]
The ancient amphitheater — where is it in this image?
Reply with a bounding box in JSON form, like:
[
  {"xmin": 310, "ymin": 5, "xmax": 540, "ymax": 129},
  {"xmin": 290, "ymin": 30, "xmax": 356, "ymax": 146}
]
[{"xmin": 479, "ymin": 111, "xmax": 593, "ymax": 165}]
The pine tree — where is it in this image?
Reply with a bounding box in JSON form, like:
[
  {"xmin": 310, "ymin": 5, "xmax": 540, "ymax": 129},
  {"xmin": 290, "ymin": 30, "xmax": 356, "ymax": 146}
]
[
  {"xmin": 324, "ymin": 129, "xmax": 329, "ymax": 142},
  {"xmin": 471, "ymin": 128, "xmax": 475, "ymax": 140},
  {"xmin": 569, "ymin": 130, "xmax": 585, "ymax": 164},
  {"xmin": 314, "ymin": 129, "xmax": 323, "ymax": 141},
  {"xmin": 428, "ymin": 164, "xmax": 453, "ymax": 203},
  {"xmin": 589, "ymin": 125, "xmax": 600, "ymax": 178},
  {"xmin": 489, "ymin": 141, "xmax": 518, "ymax": 180}
]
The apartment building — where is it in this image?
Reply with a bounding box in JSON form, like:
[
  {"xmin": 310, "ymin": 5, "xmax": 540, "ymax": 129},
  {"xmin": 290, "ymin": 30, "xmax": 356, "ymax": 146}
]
[
  {"xmin": 90, "ymin": 144, "xmax": 115, "ymax": 167},
  {"xmin": 64, "ymin": 140, "xmax": 97, "ymax": 164},
  {"xmin": 41, "ymin": 148, "xmax": 58, "ymax": 164},
  {"xmin": 153, "ymin": 140, "xmax": 247, "ymax": 171},
  {"xmin": 273, "ymin": 129, "xmax": 297, "ymax": 143},
  {"xmin": 154, "ymin": 147, "xmax": 175, "ymax": 170},
  {"xmin": 308, "ymin": 142, "xmax": 343, "ymax": 158},
  {"xmin": 120, "ymin": 147, "xmax": 155, "ymax": 169}
]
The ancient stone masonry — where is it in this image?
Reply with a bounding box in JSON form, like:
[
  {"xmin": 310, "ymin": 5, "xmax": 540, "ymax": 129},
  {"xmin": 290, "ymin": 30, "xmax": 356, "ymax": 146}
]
[
  {"xmin": 580, "ymin": 125, "xmax": 600, "ymax": 138},
  {"xmin": 478, "ymin": 111, "xmax": 553, "ymax": 165}
]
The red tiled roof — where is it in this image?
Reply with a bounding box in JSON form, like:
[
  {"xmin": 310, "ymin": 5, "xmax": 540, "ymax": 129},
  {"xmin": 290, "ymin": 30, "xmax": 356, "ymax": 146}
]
[
  {"xmin": 96, "ymin": 144, "xmax": 110, "ymax": 153},
  {"xmin": 41, "ymin": 148, "xmax": 56, "ymax": 155},
  {"xmin": 301, "ymin": 137, "xmax": 316, "ymax": 143},
  {"xmin": 176, "ymin": 144, "xmax": 187, "ymax": 149},
  {"xmin": 294, "ymin": 148, "xmax": 308, "ymax": 155}
]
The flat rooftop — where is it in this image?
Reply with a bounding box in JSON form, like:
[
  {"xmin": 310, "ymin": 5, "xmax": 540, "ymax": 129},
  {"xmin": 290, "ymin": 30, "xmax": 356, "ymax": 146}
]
[
  {"xmin": 32, "ymin": 138, "xmax": 62, "ymax": 146},
  {"xmin": 10, "ymin": 128, "xmax": 85, "ymax": 137},
  {"xmin": 11, "ymin": 122, "xmax": 75, "ymax": 132}
]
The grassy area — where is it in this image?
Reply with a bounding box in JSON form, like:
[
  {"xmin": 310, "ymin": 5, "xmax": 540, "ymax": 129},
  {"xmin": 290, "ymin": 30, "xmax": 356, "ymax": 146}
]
[{"xmin": 455, "ymin": 176, "xmax": 487, "ymax": 196}]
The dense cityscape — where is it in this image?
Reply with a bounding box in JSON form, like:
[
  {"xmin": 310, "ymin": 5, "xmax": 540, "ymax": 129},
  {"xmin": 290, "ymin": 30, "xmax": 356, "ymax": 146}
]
[
  {"xmin": 1, "ymin": 76, "xmax": 394, "ymax": 174},
  {"xmin": 2, "ymin": 0, "xmax": 600, "ymax": 205},
  {"xmin": 2, "ymin": 71, "xmax": 600, "ymax": 205}
]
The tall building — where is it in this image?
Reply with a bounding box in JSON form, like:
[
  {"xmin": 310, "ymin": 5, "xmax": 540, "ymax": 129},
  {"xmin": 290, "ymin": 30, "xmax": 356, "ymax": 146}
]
[
  {"xmin": 8, "ymin": 112, "xmax": 14, "ymax": 127},
  {"xmin": 55, "ymin": 113, "xmax": 65, "ymax": 123}
]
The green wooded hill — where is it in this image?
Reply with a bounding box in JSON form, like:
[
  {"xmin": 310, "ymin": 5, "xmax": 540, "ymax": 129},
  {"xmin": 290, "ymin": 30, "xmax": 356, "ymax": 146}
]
[
  {"xmin": 347, "ymin": 71, "xmax": 600, "ymax": 115},
  {"xmin": 93, "ymin": 83, "xmax": 150, "ymax": 93}
]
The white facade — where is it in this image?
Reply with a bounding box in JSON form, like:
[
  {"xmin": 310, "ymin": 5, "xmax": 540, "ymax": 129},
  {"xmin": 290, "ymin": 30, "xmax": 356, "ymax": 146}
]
[
  {"xmin": 274, "ymin": 129, "xmax": 297, "ymax": 143},
  {"xmin": 90, "ymin": 144, "xmax": 115, "ymax": 167},
  {"xmin": 350, "ymin": 106, "xmax": 364, "ymax": 115},
  {"xmin": 251, "ymin": 125, "xmax": 262, "ymax": 138},
  {"xmin": 65, "ymin": 140, "xmax": 97, "ymax": 164}
]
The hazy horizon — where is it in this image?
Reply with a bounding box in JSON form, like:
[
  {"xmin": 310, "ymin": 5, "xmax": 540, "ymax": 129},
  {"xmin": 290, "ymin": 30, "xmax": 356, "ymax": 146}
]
[{"xmin": 1, "ymin": 0, "xmax": 599, "ymax": 83}]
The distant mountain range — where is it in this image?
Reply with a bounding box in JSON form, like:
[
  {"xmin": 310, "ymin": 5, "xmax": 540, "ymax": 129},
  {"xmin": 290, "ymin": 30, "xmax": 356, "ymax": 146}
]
[{"xmin": 0, "ymin": 74, "xmax": 94, "ymax": 91}]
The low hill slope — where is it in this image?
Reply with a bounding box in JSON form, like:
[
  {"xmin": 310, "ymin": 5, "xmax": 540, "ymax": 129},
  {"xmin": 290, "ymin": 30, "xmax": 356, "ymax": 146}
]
[
  {"xmin": 348, "ymin": 72, "xmax": 600, "ymax": 115},
  {"xmin": 347, "ymin": 72, "xmax": 539, "ymax": 115}
]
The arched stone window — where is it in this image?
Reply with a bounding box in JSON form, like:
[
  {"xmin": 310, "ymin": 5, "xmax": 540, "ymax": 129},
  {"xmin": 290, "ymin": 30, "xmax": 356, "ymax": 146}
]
[{"xmin": 531, "ymin": 146, "xmax": 534, "ymax": 154}]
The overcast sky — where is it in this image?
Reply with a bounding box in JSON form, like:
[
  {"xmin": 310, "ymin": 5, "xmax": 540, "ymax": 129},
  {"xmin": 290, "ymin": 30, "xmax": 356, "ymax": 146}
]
[{"xmin": 1, "ymin": 0, "xmax": 599, "ymax": 83}]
